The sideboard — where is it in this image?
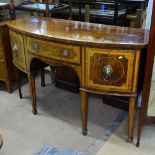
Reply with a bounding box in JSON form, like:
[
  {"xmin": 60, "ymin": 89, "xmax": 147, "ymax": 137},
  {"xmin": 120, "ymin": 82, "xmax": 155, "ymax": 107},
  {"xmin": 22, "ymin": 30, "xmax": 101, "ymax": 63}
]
[{"xmin": 6, "ymin": 16, "xmax": 148, "ymax": 142}]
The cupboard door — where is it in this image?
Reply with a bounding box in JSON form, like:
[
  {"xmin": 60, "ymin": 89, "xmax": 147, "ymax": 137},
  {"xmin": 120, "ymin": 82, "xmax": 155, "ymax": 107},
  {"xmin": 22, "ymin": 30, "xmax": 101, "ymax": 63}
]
[
  {"xmin": 9, "ymin": 30, "xmax": 26, "ymax": 70},
  {"xmin": 85, "ymin": 48, "xmax": 140, "ymax": 93}
]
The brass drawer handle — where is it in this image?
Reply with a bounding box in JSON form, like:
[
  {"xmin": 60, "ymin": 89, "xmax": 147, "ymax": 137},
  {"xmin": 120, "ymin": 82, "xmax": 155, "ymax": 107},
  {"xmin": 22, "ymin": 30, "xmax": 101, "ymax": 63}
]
[
  {"xmin": 62, "ymin": 49, "xmax": 69, "ymax": 58},
  {"xmin": 102, "ymin": 65, "xmax": 113, "ymax": 81},
  {"xmin": 12, "ymin": 43, "xmax": 18, "ymax": 57},
  {"xmin": 32, "ymin": 43, "xmax": 39, "ymax": 52}
]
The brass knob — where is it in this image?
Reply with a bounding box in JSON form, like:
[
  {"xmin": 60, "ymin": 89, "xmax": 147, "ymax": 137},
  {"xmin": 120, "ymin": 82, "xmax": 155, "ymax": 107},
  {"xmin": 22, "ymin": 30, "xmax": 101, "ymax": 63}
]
[
  {"xmin": 103, "ymin": 65, "xmax": 113, "ymax": 76},
  {"xmin": 62, "ymin": 49, "xmax": 69, "ymax": 58},
  {"xmin": 12, "ymin": 43, "xmax": 18, "ymax": 56},
  {"xmin": 33, "ymin": 43, "xmax": 39, "ymax": 52},
  {"xmin": 102, "ymin": 65, "xmax": 113, "ymax": 82},
  {"xmin": 12, "ymin": 43, "xmax": 18, "ymax": 52}
]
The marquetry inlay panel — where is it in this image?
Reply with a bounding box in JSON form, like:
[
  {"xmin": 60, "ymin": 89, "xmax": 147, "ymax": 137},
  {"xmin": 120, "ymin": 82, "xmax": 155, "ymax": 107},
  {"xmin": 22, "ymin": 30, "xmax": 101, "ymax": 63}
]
[
  {"xmin": 85, "ymin": 48, "xmax": 136, "ymax": 92},
  {"xmin": 9, "ymin": 30, "xmax": 27, "ymax": 70}
]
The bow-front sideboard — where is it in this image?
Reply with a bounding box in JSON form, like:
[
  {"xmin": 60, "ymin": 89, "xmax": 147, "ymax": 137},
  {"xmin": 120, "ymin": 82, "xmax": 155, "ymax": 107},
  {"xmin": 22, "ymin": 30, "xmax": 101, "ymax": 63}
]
[{"xmin": 7, "ymin": 16, "xmax": 148, "ymax": 142}]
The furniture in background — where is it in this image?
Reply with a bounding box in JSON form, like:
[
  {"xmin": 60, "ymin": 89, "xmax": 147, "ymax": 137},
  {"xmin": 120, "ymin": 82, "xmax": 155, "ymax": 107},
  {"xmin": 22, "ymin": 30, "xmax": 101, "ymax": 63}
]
[
  {"xmin": 53, "ymin": 0, "xmax": 127, "ymax": 25},
  {"xmin": 14, "ymin": 0, "xmax": 69, "ymax": 17},
  {"xmin": 0, "ymin": 2, "xmax": 15, "ymax": 21},
  {"xmin": 0, "ymin": 2, "xmax": 16, "ymax": 94},
  {"xmin": 127, "ymin": 9, "xmax": 144, "ymax": 28},
  {"xmin": 52, "ymin": 0, "xmax": 148, "ymax": 26},
  {"xmin": 0, "ymin": 23, "xmax": 15, "ymax": 93},
  {"xmin": 6, "ymin": 16, "xmax": 148, "ymax": 143}
]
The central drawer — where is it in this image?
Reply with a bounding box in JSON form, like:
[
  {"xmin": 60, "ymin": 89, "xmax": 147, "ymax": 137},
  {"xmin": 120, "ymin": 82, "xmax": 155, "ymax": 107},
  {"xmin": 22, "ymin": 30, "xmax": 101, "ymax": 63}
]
[{"xmin": 26, "ymin": 37, "xmax": 81, "ymax": 64}]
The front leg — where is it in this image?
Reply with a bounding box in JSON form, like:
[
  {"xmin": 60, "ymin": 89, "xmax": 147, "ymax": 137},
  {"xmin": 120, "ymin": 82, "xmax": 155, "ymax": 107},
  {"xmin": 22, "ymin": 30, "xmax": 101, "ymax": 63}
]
[
  {"xmin": 40, "ymin": 68, "xmax": 45, "ymax": 87},
  {"xmin": 14, "ymin": 66, "xmax": 22, "ymax": 98},
  {"xmin": 28, "ymin": 72, "xmax": 37, "ymax": 115},
  {"xmin": 80, "ymin": 90, "xmax": 88, "ymax": 136},
  {"xmin": 127, "ymin": 96, "xmax": 136, "ymax": 143}
]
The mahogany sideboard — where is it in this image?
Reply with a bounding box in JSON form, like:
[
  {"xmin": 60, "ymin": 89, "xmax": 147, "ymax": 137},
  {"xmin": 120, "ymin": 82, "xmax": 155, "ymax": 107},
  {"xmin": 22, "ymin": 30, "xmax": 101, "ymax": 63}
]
[{"xmin": 6, "ymin": 16, "xmax": 148, "ymax": 142}]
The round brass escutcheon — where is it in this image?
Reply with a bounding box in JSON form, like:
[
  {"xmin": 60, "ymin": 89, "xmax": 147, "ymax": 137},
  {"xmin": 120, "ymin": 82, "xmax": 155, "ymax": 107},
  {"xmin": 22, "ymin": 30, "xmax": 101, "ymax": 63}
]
[
  {"xmin": 12, "ymin": 43, "xmax": 18, "ymax": 56},
  {"xmin": 33, "ymin": 43, "xmax": 39, "ymax": 51},
  {"xmin": 62, "ymin": 49, "xmax": 69, "ymax": 58},
  {"xmin": 103, "ymin": 64, "xmax": 113, "ymax": 76}
]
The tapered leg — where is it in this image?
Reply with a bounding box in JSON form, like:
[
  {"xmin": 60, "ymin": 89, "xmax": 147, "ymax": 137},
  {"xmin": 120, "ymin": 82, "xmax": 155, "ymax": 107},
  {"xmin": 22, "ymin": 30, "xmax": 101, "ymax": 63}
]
[
  {"xmin": 14, "ymin": 66, "xmax": 22, "ymax": 99},
  {"xmin": 50, "ymin": 66, "xmax": 56, "ymax": 84},
  {"xmin": 40, "ymin": 68, "xmax": 45, "ymax": 87},
  {"xmin": 28, "ymin": 72, "xmax": 37, "ymax": 115},
  {"xmin": 80, "ymin": 90, "xmax": 88, "ymax": 136},
  {"xmin": 136, "ymin": 104, "xmax": 145, "ymax": 147},
  {"xmin": 136, "ymin": 111, "xmax": 143, "ymax": 147},
  {"xmin": 6, "ymin": 81, "xmax": 13, "ymax": 94},
  {"xmin": 127, "ymin": 96, "xmax": 136, "ymax": 143}
]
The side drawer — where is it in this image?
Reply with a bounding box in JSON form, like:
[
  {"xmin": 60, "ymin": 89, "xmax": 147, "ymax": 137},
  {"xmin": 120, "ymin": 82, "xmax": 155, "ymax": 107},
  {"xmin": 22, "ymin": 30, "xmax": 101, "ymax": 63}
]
[
  {"xmin": 26, "ymin": 37, "xmax": 80, "ymax": 64},
  {"xmin": 85, "ymin": 48, "xmax": 140, "ymax": 92},
  {"xmin": 9, "ymin": 30, "xmax": 26, "ymax": 70}
]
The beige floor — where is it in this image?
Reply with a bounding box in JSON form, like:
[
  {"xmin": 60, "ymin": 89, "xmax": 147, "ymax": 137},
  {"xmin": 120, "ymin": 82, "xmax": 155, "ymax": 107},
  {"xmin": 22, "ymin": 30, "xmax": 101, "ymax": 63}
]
[
  {"xmin": 97, "ymin": 119, "xmax": 155, "ymax": 155},
  {"xmin": 0, "ymin": 72, "xmax": 124, "ymax": 155}
]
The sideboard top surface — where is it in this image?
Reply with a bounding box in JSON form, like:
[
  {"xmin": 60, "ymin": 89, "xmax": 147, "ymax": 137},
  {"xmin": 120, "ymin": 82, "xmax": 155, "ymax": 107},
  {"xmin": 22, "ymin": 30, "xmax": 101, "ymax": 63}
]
[{"xmin": 7, "ymin": 16, "xmax": 149, "ymax": 48}]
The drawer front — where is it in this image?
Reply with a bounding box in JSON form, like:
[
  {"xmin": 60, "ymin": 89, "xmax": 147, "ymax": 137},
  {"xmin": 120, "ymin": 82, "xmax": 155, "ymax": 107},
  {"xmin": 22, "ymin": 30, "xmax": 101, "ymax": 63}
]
[
  {"xmin": 0, "ymin": 60, "xmax": 6, "ymax": 81},
  {"xmin": 85, "ymin": 48, "xmax": 138, "ymax": 92},
  {"xmin": 26, "ymin": 37, "xmax": 80, "ymax": 64},
  {"xmin": 9, "ymin": 30, "xmax": 26, "ymax": 70}
]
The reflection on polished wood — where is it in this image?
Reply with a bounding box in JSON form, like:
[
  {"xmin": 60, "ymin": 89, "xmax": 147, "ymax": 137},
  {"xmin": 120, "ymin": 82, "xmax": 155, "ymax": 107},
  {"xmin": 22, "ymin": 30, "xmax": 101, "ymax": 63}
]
[
  {"xmin": 6, "ymin": 16, "xmax": 148, "ymax": 143},
  {"xmin": 7, "ymin": 16, "xmax": 148, "ymax": 48}
]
